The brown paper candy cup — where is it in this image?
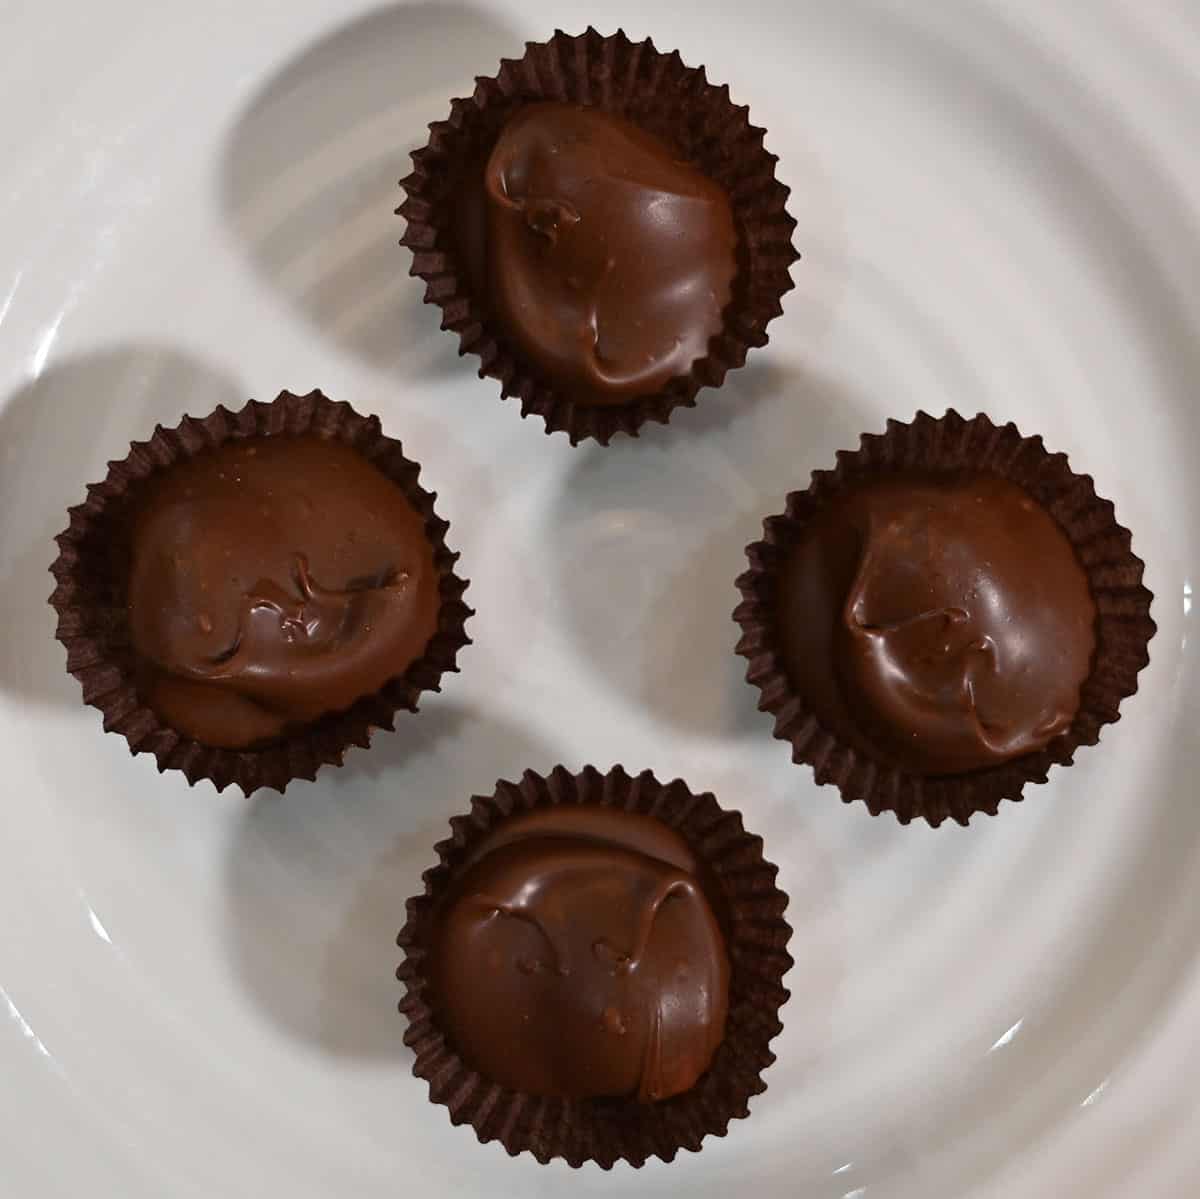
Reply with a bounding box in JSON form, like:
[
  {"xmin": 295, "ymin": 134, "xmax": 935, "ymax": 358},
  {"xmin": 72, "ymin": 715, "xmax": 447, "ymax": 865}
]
[
  {"xmin": 398, "ymin": 27, "xmax": 799, "ymax": 446},
  {"xmin": 48, "ymin": 389, "xmax": 472, "ymax": 795},
  {"xmin": 397, "ymin": 765, "xmax": 792, "ymax": 1167},
  {"xmin": 733, "ymin": 410, "xmax": 1156, "ymax": 827}
]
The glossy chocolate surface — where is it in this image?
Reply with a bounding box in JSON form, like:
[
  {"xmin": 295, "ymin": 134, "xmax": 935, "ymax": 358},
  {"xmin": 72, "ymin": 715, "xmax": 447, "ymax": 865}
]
[
  {"xmin": 777, "ymin": 473, "xmax": 1097, "ymax": 775},
  {"xmin": 477, "ymin": 102, "xmax": 737, "ymax": 407},
  {"xmin": 124, "ymin": 436, "xmax": 439, "ymax": 749},
  {"xmin": 427, "ymin": 807, "xmax": 729, "ymax": 1102}
]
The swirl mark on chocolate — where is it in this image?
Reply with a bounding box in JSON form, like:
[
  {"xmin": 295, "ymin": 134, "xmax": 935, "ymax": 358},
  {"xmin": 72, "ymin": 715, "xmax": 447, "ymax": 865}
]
[
  {"xmin": 427, "ymin": 815, "xmax": 729, "ymax": 1101},
  {"xmin": 124, "ymin": 436, "xmax": 439, "ymax": 749},
  {"xmin": 481, "ymin": 102, "xmax": 737, "ymax": 407},
  {"xmin": 778, "ymin": 473, "xmax": 1097, "ymax": 775}
]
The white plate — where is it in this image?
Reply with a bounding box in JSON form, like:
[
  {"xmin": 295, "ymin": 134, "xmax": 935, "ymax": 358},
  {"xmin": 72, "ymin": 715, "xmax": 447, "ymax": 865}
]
[{"xmin": 2, "ymin": 0, "xmax": 1197, "ymax": 1194}]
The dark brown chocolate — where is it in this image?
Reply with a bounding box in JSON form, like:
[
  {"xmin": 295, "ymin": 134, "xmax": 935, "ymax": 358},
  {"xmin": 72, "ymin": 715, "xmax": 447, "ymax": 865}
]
[
  {"xmin": 123, "ymin": 435, "xmax": 440, "ymax": 749},
  {"xmin": 474, "ymin": 102, "xmax": 737, "ymax": 408},
  {"xmin": 426, "ymin": 806, "xmax": 729, "ymax": 1102},
  {"xmin": 776, "ymin": 472, "xmax": 1097, "ymax": 775}
]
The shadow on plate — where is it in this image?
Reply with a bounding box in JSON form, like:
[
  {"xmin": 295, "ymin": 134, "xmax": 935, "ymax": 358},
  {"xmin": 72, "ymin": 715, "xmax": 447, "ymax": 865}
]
[
  {"xmin": 0, "ymin": 345, "xmax": 244, "ymax": 708},
  {"xmin": 546, "ymin": 357, "xmax": 874, "ymax": 743},
  {"xmin": 220, "ymin": 2, "xmax": 519, "ymax": 377},
  {"xmin": 222, "ymin": 700, "xmax": 555, "ymax": 1060}
]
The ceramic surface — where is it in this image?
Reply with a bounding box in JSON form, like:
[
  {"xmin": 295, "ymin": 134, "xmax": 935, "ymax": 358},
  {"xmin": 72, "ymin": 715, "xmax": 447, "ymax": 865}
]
[{"xmin": 1, "ymin": 1, "xmax": 1197, "ymax": 1194}]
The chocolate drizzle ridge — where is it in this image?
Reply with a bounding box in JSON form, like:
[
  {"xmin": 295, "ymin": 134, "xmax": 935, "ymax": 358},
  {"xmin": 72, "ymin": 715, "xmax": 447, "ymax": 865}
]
[
  {"xmin": 398, "ymin": 27, "xmax": 799, "ymax": 446},
  {"xmin": 48, "ymin": 389, "xmax": 472, "ymax": 794},
  {"xmin": 733, "ymin": 410, "xmax": 1156, "ymax": 827},
  {"xmin": 397, "ymin": 766, "xmax": 792, "ymax": 1167}
]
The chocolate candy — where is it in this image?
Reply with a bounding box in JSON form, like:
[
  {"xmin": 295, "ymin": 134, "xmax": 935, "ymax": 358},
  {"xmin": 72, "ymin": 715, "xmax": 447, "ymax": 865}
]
[
  {"xmin": 123, "ymin": 436, "xmax": 440, "ymax": 749},
  {"xmin": 426, "ymin": 806, "xmax": 729, "ymax": 1101},
  {"xmin": 776, "ymin": 473, "xmax": 1097, "ymax": 775},
  {"xmin": 476, "ymin": 102, "xmax": 737, "ymax": 407}
]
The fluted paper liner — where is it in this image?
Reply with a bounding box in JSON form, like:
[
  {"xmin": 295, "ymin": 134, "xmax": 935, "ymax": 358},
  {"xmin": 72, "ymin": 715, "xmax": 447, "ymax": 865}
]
[
  {"xmin": 49, "ymin": 390, "xmax": 472, "ymax": 795},
  {"xmin": 734, "ymin": 410, "xmax": 1156, "ymax": 827},
  {"xmin": 398, "ymin": 27, "xmax": 799, "ymax": 445},
  {"xmin": 397, "ymin": 765, "xmax": 792, "ymax": 1167}
]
